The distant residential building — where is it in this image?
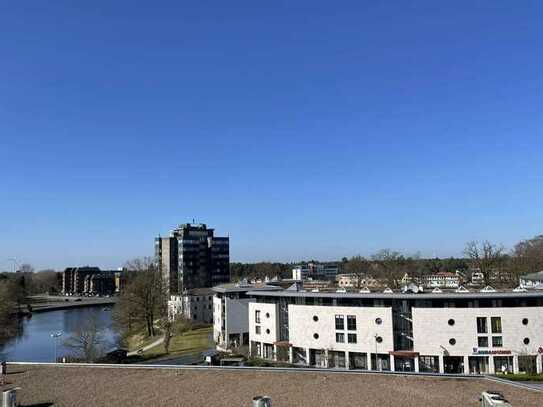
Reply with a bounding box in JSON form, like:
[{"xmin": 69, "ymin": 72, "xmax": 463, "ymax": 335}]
[
  {"xmin": 302, "ymin": 279, "xmax": 333, "ymax": 290},
  {"xmin": 424, "ymin": 272, "xmax": 459, "ymax": 289},
  {"xmin": 155, "ymin": 223, "xmax": 230, "ymax": 296},
  {"xmin": 212, "ymin": 281, "xmax": 282, "ymax": 351},
  {"xmin": 470, "ymin": 269, "xmax": 485, "ymax": 285},
  {"xmin": 400, "ymin": 273, "xmax": 413, "ymax": 285},
  {"xmin": 292, "ymin": 263, "xmax": 338, "ymax": 281},
  {"xmin": 62, "ymin": 266, "xmax": 117, "ymax": 296},
  {"xmin": 519, "ymin": 271, "xmax": 543, "ymax": 289},
  {"xmin": 168, "ymin": 288, "xmax": 214, "ymax": 324},
  {"xmin": 336, "ymin": 273, "xmax": 378, "ymax": 288}
]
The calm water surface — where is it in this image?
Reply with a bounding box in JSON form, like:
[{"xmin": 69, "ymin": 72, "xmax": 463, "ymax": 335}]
[{"xmin": 0, "ymin": 306, "xmax": 118, "ymax": 362}]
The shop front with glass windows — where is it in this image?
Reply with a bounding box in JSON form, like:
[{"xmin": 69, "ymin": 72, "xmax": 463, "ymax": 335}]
[{"xmin": 468, "ymin": 356, "xmax": 490, "ymax": 374}]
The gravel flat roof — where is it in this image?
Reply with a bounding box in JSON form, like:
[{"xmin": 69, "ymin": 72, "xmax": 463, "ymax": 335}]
[{"xmin": 4, "ymin": 364, "xmax": 543, "ymax": 407}]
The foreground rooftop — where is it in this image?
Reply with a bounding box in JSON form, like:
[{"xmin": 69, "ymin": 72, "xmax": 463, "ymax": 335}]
[{"xmin": 4, "ymin": 364, "xmax": 543, "ymax": 407}]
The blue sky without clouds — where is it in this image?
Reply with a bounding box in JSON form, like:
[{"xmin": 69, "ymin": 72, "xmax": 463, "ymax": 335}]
[{"xmin": 1, "ymin": 1, "xmax": 542, "ymax": 270}]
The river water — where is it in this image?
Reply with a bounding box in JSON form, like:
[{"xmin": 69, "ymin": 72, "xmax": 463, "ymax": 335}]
[{"xmin": 0, "ymin": 306, "xmax": 119, "ymax": 362}]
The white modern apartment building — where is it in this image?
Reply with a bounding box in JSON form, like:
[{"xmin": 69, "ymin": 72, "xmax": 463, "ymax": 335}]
[
  {"xmin": 212, "ymin": 282, "xmax": 282, "ymax": 351},
  {"xmin": 247, "ymin": 287, "xmax": 543, "ymax": 375}
]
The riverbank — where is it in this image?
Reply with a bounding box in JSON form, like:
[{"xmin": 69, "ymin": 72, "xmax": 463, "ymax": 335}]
[
  {"xmin": 3, "ymin": 364, "xmax": 543, "ymax": 406},
  {"xmin": 25, "ymin": 295, "xmax": 117, "ymax": 313}
]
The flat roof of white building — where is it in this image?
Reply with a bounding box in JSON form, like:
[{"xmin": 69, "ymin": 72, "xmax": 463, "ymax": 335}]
[{"xmin": 247, "ymin": 289, "xmax": 543, "ymax": 300}]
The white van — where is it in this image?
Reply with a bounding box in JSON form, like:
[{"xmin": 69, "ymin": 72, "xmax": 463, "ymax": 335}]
[{"xmin": 480, "ymin": 391, "xmax": 512, "ymax": 407}]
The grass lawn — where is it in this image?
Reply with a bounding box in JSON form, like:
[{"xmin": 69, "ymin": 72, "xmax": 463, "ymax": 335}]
[
  {"xmin": 139, "ymin": 326, "xmax": 213, "ymax": 361},
  {"xmin": 126, "ymin": 329, "xmax": 164, "ymax": 352}
]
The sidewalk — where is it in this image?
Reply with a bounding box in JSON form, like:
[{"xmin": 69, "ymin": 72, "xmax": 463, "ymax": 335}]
[{"xmin": 127, "ymin": 336, "xmax": 164, "ymax": 356}]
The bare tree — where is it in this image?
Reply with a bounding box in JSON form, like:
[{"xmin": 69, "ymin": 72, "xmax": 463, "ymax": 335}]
[
  {"xmin": 162, "ymin": 320, "xmax": 172, "ymax": 354},
  {"xmin": 343, "ymin": 256, "xmax": 371, "ymax": 288},
  {"xmin": 0, "ymin": 280, "xmax": 18, "ymax": 341},
  {"xmin": 511, "ymin": 235, "xmax": 543, "ymax": 275},
  {"xmin": 64, "ymin": 316, "xmax": 105, "ymax": 362},
  {"xmin": 19, "ymin": 263, "xmax": 34, "ymax": 274},
  {"xmin": 113, "ymin": 257, "xmax": 167, "ymax": 338},
  {"xmin": 371, "ymin": 249, "xmax": 404, "ymax": 288},
  {"xmin": 464, "ymin": 241, "xmax": 505, "ymax": 286}
]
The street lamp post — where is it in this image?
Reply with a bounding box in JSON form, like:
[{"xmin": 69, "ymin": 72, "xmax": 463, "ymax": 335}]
[
  {"xmin": 50, "ymin": 332, "xmax": 63, "ymax": 363},
  {"xmin": 374, "ymin": 334, "xmax": 380, "ymax": 371}
]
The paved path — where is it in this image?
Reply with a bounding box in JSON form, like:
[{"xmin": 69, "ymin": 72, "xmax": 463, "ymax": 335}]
[{"xmin": 127, "ymin": 336, "xmax": 164, "ymax": 356}]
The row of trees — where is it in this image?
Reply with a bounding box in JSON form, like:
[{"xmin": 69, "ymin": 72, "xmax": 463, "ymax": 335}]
[
  {"xmin": 0, "ymin": 266, "xmax": 61, "ymax": 296},
  {"xmin": 229, "ymin": 235, "xmax": 543, "ymax": 288},
  {"xmin": 0, "ymin": 268, "xmax": 61, "ymax": 343},
  {"xmin": 0, "ymin": 278, "xmax": 22, "ymax": 342},
  {"xmin": 230, "ymin": 262, "xmax": 294, "ymax": 281}
]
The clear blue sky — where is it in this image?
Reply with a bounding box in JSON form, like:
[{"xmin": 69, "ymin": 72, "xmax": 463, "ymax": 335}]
[{"xmin": 1, "ymin": 1, "xmax": 542, "ymax": 270}]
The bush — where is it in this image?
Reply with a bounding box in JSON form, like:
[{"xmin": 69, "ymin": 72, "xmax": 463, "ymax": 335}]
[{"xmin": 503, "ymin": 374, "xmax": 543, "ymax": 382}]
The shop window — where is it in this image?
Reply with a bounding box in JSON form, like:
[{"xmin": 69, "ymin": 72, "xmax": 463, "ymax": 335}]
[
  {"xmin": 449, "ymin": 338, "xmax": 456, "ymax": 346},
  {"xmin": 336, "ymin": 333, "xmax": 345, "ymax": 343},
  {"xmin": 347, "ymin": 315, "xmax": 356, "ymax": 330},
  {"xmin": 348, "ymin": 333, "xmax": 357, "ymax": 344},
  {"xmin": 476, "ymin": 317, "xmax": 487, "ymax": 334},
  {"xmin": 478, "ymin": 336, "xmax": 488, "ymax": 347},
  {"xmin": 492, "ymin": 336, "xmax": 503, "ymax": 347},
  {"xmin": 448, "ymin": 319, "xmax": 455, "ymax": 326},
  {"xmin": 335, "ymin": 315, "xmax": 344, "ymax": 330},
  {"xmin": 419, "ymin": 356, "xmax": 439, "ymax": 373},
  {"xmin": 491, "ymin": 317, "xmax": 502, "ymax": 334}
]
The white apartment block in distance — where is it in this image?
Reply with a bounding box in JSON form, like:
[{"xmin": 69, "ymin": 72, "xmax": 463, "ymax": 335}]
[
  {"xmin": 212, "ymin": 281, "xmax": 282, "ymax": 351},
  {"xmin": 424, "ymin": 271, "xmax": 460, "ymax": 289},
  {"xmin": 168, "ymin": 288, "xmax": 214, "ymax": 324},
  {"xmin": 247, "ymin": 286, "xmax": 543, "ymax": 375},
  {"xmin": 336, "ymin": 273, "xmax": 379, "ymax": 288},
  {"xmin": 292, "ymin": 263, "xmax": 338, "ymax": 281}
]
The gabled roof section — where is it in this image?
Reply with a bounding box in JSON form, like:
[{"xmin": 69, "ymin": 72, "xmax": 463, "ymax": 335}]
[
  {"xmin": 455, "ymin": 285, "xmax": 470, "ymax": 293},
  {"xmin": 480, "ymin": 285, "xmax": 496, "ymax": 293}
]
